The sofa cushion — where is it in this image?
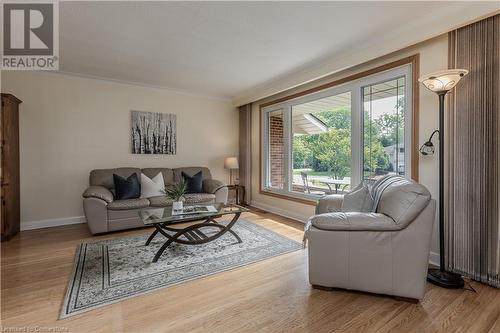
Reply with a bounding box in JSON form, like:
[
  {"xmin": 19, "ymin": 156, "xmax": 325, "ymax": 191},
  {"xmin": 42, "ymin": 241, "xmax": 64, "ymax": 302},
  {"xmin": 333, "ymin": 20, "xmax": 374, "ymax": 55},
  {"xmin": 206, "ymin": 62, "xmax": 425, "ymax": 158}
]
[
  {"xmin": 113, "ymin": 173, "xmax": 141, "ymax": 200},
  {"xmin": 90, "ymin": 168, "xmax": 141, "ymax": 189},
  {"xmin": 376, "ymin": 177, "xmax": 431, "ymax": 228},
  {"xmin": 184, "ymin": 193, "xmax": 216, "ymax": 204},
  {"xmin": 141, "ymin": 168, "xmax": 175, "ymax": 186},
  {"xmin": 173, "ymin": 167, "xmax": 212, "ymax": 183},
  {"xmin": 182, "ymin": 171, "xmax": 203, "ymax": 193},
  {"xmin": 107, "ymin": 198, "xmax": 150, "ymax": 210},
  {"xmin": 148, "ymin": 196, "xmax": 174, "ymax": 207}
]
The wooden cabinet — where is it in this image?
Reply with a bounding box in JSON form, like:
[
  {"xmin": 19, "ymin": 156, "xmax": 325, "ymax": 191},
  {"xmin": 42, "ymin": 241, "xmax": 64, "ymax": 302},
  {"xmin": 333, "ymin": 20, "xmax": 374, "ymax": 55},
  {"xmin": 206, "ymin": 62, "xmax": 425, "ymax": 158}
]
[{"xmin": 1, "ymin": 94, "xmax": 21, "ymax": 241}]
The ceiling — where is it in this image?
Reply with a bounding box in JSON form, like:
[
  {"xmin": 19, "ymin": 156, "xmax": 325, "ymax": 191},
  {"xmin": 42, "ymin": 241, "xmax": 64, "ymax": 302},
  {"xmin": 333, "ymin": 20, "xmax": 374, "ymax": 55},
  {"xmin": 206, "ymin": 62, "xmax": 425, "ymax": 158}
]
[{"xmin": 59, "ymin": 2, "xmax": 499, "ymax": 102}]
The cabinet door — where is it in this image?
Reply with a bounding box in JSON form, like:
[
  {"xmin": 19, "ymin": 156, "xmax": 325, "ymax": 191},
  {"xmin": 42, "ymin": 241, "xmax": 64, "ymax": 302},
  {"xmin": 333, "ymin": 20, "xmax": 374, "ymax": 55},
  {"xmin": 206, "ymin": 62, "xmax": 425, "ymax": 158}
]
[
  {"xmin": 1, "ymin": 184, "xmax": 19, "ymax": 238},
  {"xmin": 1, "ymin": 97, "xmax": 21, "ymax": 240}
]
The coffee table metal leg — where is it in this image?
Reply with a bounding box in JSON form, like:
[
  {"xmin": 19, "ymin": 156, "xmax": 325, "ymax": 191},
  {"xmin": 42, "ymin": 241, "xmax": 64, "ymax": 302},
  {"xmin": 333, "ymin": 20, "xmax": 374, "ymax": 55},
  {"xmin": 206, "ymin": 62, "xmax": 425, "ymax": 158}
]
[
  {"xmin": 145, "ymin": 227, "xmax": 159, "ymax": 246},
  {"xmin": 226, "ymin": 228, "xmax": 242, "ymax": 243}
]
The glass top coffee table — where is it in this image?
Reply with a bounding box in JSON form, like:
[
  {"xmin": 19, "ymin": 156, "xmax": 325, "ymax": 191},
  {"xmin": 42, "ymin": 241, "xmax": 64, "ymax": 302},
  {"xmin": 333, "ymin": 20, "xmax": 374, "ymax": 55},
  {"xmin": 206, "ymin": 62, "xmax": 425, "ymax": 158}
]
[{"xmin": 139, "ymin": 203, "xmax": 249, "ymax": 263}]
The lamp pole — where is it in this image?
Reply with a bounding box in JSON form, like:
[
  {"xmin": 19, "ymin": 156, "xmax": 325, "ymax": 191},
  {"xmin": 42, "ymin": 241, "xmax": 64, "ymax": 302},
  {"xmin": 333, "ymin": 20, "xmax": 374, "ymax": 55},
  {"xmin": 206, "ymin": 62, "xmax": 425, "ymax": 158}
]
[
  {"xmin": 438, "ymin": 92, "xmax": 446, "ymax": 271},
  {"xmin": 419, "ymin": 68, "xmax": 468, "ymax": 289},
  {"xmin": 426, "ymin": 91, "xmax": 464, "ymax": 288}
]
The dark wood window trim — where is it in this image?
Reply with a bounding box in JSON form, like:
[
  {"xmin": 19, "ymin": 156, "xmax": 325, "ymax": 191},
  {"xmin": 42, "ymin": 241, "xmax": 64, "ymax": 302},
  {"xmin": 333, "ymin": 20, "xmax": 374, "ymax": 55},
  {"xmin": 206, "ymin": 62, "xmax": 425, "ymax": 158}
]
[{"xmin": 259, "ymin": 54, "xmax": 420, "ymax": 205}]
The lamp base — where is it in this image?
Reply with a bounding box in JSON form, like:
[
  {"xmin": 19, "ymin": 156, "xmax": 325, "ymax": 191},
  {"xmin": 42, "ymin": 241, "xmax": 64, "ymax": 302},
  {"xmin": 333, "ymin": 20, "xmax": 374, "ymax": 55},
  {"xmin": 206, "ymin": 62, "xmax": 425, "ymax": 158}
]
[{"xmin": 427, "ymin": 268, "xmax": 464, "ymax": 289}]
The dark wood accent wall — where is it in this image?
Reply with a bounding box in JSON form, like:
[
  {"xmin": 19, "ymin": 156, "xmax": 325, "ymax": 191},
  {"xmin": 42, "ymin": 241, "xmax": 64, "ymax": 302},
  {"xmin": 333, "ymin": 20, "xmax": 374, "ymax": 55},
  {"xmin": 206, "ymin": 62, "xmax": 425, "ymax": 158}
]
[{"xmin": 1, "ymin": 94, "xmax": 22, "ymax": 241}]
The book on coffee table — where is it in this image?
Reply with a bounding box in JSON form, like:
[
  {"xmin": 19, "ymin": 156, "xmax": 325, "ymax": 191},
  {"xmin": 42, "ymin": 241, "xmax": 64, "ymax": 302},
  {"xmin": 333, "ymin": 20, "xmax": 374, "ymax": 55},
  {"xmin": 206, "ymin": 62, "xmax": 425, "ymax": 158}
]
[{"xmin": 172, "ymin": 205, "xmax": 218, "ymax": 216}]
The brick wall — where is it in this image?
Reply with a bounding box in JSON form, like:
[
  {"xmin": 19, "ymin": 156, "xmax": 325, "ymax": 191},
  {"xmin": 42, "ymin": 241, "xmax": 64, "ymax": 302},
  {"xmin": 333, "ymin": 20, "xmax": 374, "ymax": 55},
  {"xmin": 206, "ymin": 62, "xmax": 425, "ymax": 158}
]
[{"xmin": 269, "ymin": 114, "xmax": 284, "ymax": 188}]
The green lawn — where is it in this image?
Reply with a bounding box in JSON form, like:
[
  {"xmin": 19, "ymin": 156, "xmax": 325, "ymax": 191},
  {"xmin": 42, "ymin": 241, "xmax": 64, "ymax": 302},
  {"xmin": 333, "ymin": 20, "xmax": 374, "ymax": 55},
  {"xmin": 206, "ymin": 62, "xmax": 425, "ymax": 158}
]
[{"xmin": 292, "ymin": 169, "xmax": 331, "ymax": 176}]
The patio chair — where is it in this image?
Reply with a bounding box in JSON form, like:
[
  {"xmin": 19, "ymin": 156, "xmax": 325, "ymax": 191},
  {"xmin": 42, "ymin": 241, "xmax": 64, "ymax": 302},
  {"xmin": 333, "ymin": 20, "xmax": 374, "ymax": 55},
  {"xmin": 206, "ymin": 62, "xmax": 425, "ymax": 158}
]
[{"xmin": 300, "ymin": 172, "xmax": 327, "ymax": 195}]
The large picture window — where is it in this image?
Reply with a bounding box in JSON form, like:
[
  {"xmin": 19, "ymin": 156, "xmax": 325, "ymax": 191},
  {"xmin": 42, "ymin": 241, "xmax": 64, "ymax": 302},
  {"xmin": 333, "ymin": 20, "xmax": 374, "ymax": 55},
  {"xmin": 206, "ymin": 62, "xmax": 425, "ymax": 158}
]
[{"xmin": 261, "ymin": 62, "xmax": 414, "ymax": 201}]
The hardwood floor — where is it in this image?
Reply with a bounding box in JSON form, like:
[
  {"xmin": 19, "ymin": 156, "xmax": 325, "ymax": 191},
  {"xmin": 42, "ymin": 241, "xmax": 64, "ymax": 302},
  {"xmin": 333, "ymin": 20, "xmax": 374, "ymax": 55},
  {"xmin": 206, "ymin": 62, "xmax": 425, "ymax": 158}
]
[{"xmin": 1, "ymin": 208, "xmax": 499, "ymax": 333}]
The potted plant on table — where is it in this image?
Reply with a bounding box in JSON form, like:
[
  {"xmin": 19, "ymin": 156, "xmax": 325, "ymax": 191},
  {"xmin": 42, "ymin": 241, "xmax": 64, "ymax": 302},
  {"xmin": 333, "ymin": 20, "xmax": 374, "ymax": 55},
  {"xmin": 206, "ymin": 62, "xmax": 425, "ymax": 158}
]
[{"xmin": 164, "ymin": 181, "xmax": 187, "ymax": 212}]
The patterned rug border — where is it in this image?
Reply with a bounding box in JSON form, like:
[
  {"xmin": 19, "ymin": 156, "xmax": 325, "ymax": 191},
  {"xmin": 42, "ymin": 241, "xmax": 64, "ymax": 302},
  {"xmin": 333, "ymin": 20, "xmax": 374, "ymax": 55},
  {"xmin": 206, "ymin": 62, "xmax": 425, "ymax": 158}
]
[{"xmin": 60, "ymin": 220, "xmax": 303, "ymax": 319}]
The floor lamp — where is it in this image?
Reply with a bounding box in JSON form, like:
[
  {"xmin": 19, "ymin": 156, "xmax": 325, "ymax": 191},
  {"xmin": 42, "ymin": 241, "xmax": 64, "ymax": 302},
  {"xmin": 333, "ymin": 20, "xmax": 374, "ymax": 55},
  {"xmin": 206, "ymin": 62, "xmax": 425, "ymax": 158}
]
[
  {"xmin": 224, "ymin": 157, "xmax": 239, "ymax": 185},
  {"xmin": 419, "ymin": 69, "xmax": 468, "ymax": 288}
]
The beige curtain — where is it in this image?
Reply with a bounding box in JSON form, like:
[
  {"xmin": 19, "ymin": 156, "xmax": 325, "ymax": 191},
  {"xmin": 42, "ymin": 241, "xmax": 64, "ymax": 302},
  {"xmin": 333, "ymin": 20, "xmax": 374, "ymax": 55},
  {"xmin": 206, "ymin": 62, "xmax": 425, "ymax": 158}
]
[
  {"xmin": 238, "ymin": 104, "xmax": 252, "ymax": 204},
  {"xmin": 447, "ymin": 14, "xmax": 499, "ymax": 287}
]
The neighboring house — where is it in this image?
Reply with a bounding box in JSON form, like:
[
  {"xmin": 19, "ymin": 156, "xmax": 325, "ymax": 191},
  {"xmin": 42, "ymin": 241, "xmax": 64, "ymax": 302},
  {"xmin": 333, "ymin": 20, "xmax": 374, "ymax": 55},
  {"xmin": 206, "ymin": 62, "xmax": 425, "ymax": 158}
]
[{"xmin": 384, "ymin": 144, "xmax": 405, "ymax": 174}]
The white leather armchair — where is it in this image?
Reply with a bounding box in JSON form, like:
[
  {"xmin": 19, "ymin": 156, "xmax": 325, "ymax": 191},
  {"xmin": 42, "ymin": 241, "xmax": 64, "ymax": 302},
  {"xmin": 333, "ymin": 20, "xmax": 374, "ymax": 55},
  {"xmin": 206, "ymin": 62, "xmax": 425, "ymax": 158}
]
[{"xmin": 304, "ymin": 176, "xmax": 436, "ymax": 301}]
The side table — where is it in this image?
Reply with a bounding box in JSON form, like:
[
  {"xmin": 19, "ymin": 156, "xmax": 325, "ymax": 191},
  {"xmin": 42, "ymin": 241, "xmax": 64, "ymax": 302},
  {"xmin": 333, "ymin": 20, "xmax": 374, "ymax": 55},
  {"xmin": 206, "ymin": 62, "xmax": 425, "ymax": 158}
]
[{"xmin": 226, "ymin": 185, "xmax": 245, "ymax": 205}]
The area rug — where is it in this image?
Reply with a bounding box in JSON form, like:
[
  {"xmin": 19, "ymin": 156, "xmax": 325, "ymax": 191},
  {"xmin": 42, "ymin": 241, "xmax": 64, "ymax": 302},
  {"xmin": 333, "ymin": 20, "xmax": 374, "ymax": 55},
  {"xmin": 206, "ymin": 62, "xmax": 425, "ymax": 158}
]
[{"xmin": 60, "ymin": 219, "xmax": 302, "ymax": 318}]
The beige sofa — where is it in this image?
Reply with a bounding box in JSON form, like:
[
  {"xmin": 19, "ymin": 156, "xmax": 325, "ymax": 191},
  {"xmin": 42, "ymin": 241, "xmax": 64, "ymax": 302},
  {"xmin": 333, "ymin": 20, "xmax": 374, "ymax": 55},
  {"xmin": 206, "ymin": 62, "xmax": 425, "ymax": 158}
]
[
  {"xmin": 305, "ymin": 176, "xmax": 436, "ymax": 301},
  {"xmin": 82, "ymin": 167, "xmax": 228, "ymax": 234}
]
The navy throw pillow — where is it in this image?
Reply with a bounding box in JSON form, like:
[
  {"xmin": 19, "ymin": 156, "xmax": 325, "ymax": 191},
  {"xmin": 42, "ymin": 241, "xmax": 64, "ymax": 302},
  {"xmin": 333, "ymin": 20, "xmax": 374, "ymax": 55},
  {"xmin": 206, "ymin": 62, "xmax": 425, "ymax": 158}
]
[
  {"xmin": 113, "ymin": 173, "xmax": 141, "ymax": 200},
  {"xmin": 182, "ymin": 171, "xmax": 203, "ymax": 193}
]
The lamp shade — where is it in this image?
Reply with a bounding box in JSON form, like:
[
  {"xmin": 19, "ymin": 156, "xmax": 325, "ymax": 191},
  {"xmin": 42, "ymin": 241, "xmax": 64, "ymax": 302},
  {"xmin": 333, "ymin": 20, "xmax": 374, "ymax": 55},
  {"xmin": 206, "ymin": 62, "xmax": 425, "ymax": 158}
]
[
  {"xmin": 418, "ymin": 69, "xmax": 468, "ymax": 93},
  {"xmin": 224, "ymin": 157, "xmax": 239, "ymax": 169}
]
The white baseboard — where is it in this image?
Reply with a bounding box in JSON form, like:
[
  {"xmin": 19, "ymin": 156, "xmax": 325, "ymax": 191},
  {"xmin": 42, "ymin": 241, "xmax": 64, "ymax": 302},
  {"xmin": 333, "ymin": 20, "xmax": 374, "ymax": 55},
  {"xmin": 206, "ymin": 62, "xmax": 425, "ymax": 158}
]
[
  {"xmin": 21, "ymin": 216, "xmax": 87, "ymax": 231},
  {"xmin": 429, "ymin": 251, "xmax": 440, "ymax": 267},
  {"xmin": 250, "ymin": 200, "xmax": 309, "ymax": 223}
]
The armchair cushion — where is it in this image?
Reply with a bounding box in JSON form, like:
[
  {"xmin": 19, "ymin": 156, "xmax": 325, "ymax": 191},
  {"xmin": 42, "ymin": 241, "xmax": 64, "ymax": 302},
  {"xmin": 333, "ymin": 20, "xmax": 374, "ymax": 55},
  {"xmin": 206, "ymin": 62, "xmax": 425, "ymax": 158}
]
[
  {"xmin": 202, "ymin": 179, "xmax": 226, "ymax": 194},
  {"xmin": 309, "ymin": 212, "xmax": 400, "ymax": 231},
  {"xmin": 377, "ymin": 178, "xmax": 431, "ymax": 228},
  {"xmin": 83, "ymin": 186, "xmax": 114, "ymax": 204},
  {"xmin": 315, "ymin": 194, "xmax": 343, "ymax": 214},
  {"xmin": 341, "ymin": 184, "xmax": 373, "ymax": 212}
]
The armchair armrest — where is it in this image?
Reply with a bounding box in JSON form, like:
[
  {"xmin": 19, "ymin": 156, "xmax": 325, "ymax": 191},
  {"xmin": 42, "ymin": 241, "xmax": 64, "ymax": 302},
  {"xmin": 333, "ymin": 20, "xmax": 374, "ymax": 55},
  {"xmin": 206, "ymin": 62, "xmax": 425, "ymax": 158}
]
[
  {"xmin": 309, "ymin": 212, "xmax": 401, "ymax": 231},
  {"xmin": 316, "ymin": 194, "xmax": 344, "ymax": 214},
  {"xmin": 83, "ymin": 186, "xmax": 114, "ymax": 204},
  {"xmin": 202, "ymin": 179, "xmax": 226, "ymax": 194}
]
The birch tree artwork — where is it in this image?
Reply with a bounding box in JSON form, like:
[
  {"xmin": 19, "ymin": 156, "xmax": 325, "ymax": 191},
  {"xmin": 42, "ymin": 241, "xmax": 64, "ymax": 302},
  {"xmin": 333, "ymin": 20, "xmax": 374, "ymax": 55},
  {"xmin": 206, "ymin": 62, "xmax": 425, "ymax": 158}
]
[{"xmin": 131, "ymin": 111, "xmax": 176, "ymax": 154}]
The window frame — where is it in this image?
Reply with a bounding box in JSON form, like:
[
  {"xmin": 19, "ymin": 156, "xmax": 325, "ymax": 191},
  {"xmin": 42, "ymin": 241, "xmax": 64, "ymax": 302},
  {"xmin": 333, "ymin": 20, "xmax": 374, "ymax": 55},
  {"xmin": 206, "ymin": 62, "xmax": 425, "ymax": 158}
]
[{"xmin": 259, "ymin": 55, "xmax": 419, "ymax": 204}]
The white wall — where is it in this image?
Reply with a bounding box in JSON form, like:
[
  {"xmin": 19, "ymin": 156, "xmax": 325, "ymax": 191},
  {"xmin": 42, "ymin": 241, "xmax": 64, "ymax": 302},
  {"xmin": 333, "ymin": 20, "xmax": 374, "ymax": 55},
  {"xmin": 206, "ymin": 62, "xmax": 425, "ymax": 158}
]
[
  {"xmin": 1, "ymin": 71, "xmax": 238, "ymax": 227},
  {"xmin": 250, "ymin": 34, "xmax": 448, "ymax": 260}
]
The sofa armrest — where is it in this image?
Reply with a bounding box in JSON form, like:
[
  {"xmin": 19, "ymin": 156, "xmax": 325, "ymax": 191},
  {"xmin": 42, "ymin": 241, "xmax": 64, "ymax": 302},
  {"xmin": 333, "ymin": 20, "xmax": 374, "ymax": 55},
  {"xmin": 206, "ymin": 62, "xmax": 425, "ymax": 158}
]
[
  {"xmin": 83, "ymin": 186, "xmax": 114, "ymax": 204},
  {"xmin": 309, "ymin": 212, "xmax": 401, "ymax": 231},
  {"xmin": 202, "ymin": 179, "xmax": 228, "ymax": 204},
  {"xmin": 83, "ymin": 197, "xmax": 109, "ymax": 234},
  {"xmin": 316, "ymin": 194, "xmax": 344, "ymax": 214},
  {"xmin": 202, "ymin": 179, "xmax": 226, "ymax": 193}
]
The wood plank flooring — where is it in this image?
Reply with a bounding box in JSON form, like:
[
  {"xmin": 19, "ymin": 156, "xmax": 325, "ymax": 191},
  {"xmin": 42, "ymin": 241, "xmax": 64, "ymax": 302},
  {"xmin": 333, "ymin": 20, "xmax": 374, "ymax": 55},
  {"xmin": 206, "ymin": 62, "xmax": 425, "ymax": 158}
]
[{"xmin": 1, "ymin": 208, "xmax": 499, "ymax": 333}]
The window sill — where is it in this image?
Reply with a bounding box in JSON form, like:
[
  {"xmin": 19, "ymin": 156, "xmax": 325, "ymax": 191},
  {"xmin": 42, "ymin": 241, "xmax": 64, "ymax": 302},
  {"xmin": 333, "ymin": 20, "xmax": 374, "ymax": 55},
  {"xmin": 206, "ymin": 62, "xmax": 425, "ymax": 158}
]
[{"xmin": 259, "ymin": 189, "xmax": 318, "ymax": 206}]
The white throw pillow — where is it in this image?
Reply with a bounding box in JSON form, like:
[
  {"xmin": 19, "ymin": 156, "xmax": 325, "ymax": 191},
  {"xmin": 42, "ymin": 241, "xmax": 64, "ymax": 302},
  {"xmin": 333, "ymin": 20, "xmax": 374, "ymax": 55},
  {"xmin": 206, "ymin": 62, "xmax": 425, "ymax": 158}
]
[{"xmin": 140, "ymin": 172, "xmax": 165, "ymax": 198}]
